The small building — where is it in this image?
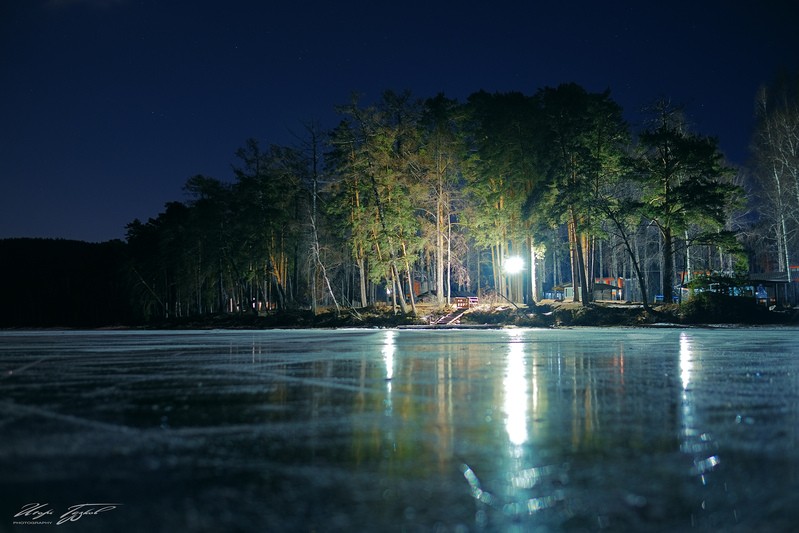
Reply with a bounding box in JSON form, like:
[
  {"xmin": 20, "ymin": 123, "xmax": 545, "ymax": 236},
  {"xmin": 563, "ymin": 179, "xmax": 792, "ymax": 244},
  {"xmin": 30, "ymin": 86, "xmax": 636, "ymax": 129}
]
[
  {"xmin": 547, "ymin": 278, "xmax": 624, "ymax": 302},
  {"xmin": 680, "ymin": 269, "xmax": 798, "ymax": 307},
  {"xmin": 747, "ymin": 270, "xmax": 798, "ymax": 307}
]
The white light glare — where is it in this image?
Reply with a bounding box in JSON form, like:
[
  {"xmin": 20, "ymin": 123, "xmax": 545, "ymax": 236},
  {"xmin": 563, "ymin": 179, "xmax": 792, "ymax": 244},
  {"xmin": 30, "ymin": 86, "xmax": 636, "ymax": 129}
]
[{"xmin": 505, "ymin": 256, "xmax": 524, "ymax": 274}]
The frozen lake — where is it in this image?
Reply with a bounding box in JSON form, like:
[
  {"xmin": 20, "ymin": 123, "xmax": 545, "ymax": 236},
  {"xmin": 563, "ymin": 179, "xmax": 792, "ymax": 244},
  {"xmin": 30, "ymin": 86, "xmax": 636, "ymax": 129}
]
[{"xmin": 2, "ymin": 327, "xmax": 799, "ymax": 531}]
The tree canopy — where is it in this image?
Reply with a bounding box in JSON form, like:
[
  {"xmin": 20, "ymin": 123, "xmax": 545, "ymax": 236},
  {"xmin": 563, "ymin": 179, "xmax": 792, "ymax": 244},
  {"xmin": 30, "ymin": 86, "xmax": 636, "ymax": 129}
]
[{"xmin": 10, "ymin": 77, "xmax": 793, "ymax": 327}]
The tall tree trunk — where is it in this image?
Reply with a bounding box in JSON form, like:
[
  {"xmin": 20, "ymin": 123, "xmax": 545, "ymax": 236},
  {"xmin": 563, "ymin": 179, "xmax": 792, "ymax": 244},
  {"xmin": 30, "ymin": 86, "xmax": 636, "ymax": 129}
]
[
  {"xmin": 662, "ymin": 227, "xmax": 675, "ymax": 303},
  {"xmin": 436, "ymin": 177, "xmax": 445, "ymax": 306},
  {"xmin": 402, "ymin": 252, "xmax": 418, "ymax": 316},
  {"xmin": 603, "ymin": 207, "xmax": 652, "ymax": 312},
  {"xmin": 570, "ymin": 212, "xmax": 591, "ymax": 304},
  {"xmin": 568, "ymin": 219, "xmax": 580, "ymax": 302},
  {"xmin": 780, "ymin": 215, "xmax": 791, "ymax": 282},
  {"xmin": 446, "ymin": 213, "xmax": 452, "ymax": 305},
  {"xmin": 684, "ymin": 229, "xmax": 692, "ymax": 286},
  {"xmin": 526, "ymin": 235, "xmax": 537, "ymax": 304},
  {"xmin": 367, "ymin": 170, "xmax": 409, "ymax": 315},
  {"xmin": 575, "ymin": 234, "xmax": 590, "ymax": 304},
  {"xmin": 357, "ymin": 254, "xmax": 367, "ymax": 307},
  {"xmin": 491, "ymin": 244, "xmax": 503, "ymax": 297},
  {"xmin": 390, "ymin": 272, "xmax": 398, "ymax": 313},
  {"xmin": 583, "ymin": 233, "xmax": 593, "ymax": 303},
  {"xmin": 391, "ymin": 262, "xmax": 409, "ymax": 314}
]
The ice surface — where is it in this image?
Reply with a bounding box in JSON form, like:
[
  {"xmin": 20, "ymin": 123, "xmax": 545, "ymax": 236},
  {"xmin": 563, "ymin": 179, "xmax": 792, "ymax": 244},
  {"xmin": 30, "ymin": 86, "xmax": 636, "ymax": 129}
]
[{"xmin": 2, "ymin": 327, "xmax": 799, "ymax": 531}]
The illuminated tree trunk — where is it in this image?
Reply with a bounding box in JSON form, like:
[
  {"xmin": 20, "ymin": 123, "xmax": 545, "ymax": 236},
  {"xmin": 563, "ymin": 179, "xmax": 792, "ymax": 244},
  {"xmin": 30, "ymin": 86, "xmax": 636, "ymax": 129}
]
[
  {"xmin": 661, "ymin": 226, "xmax": 675, "ymax": 303},
  {"xmin": 568, "ymin": 219, "xmax": 580, "ymax": 302},
  {"xmin": 446, "ymin": 213, "xmax": 452, "ymax": 304},
  {"xmin": 436, "ymin": 169, "xmax": 445, "ymax": 306},
  {"xmin": 568, "ymin": 213, "xmax": 591, "ymax": 303},
  {"xmin": 356, "ymin": 253, "xmax": 367, "ymax": 307},
  {"xmin": 582, "ymin": 232, "xmax": 593, "ymax": 303},
  {"xmin": 527, "ymin": 235, "xmax": 538, "ymax": 304},
  {"xmin": 401, "ymin": 242, "xmax": 417, "ymax": 316}
]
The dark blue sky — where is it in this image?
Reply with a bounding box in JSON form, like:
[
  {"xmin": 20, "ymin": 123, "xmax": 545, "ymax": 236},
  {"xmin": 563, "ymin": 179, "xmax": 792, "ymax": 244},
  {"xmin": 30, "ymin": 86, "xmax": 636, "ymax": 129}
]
[{"xmin": 2, "ymin": 0, "xmax": 798, "ymax": 242}]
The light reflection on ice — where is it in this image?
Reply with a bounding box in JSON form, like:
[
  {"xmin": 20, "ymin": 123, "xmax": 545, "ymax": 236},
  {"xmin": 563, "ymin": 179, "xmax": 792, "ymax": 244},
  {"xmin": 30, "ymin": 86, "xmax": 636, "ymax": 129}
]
[
  {"xmin": 383, "ymin": 330, "xmax": 395, "ymax": 382},
  {"xmin": 383, "ymin": 330, "xmax": 395, "ymax": 413},
  {"xmin": 678, "ymin": 331, "xmax": 720, "ymax": 493},
  {"xmin": 507, "ymin": 464, "xmax": 559, "ymax": 489},
  {"xmin": 3, "ymin": 327, "xmax": 799, "ymax": 531},
  {"xmin": 461, "ymin": 461, "xmax": 563, "ymax": 517},
  {"xmin": 503, "ymin": 329, "xmax": 528, "ymax": 447},
  {"xmin": 680, "ymin": 332, "xmax": 693, "ymax": 390},
  {"xmin": 693, "ymin": 454, "xmax": 721, "ymax": 475}
]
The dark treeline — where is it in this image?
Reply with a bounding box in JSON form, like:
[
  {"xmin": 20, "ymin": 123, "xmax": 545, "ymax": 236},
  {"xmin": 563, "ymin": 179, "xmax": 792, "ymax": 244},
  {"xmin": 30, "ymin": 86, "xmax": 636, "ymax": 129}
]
[
  {"xmin": 0, "ymin": 238, "xmax": 133, "ymax": 327},
  {"xmin": 4, "ymin": 80, "xmax": 798, "ymax": 326}
]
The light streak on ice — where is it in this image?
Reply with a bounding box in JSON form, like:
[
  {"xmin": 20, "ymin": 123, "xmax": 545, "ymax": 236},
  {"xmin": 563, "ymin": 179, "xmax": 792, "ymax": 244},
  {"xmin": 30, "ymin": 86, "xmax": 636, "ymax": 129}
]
[
  {"xmin": 680, "ymin": 332, "xmax": 693, "ymax": 390},
  {"xmin": 504, "ymin": 330, "xmax": 528, "ymax": 446}
]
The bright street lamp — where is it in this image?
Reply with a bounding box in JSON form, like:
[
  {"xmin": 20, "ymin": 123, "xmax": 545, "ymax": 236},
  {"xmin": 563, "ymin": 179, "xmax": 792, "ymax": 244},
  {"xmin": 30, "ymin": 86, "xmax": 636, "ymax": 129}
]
[{"xmin": 504, "ymin": 256, "xmax": 524, "ymax": 274}]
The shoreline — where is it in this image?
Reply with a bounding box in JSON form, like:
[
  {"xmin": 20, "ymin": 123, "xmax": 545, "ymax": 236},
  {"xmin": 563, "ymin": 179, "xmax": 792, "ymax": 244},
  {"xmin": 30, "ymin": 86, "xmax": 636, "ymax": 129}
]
[{"xmin": 5, "ymin": 295, "xmax": 795, "ymax": 331}]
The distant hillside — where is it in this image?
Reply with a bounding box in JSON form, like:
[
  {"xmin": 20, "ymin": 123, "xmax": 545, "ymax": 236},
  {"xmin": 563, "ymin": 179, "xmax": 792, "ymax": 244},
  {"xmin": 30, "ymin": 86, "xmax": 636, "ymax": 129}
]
[{"xmin": 0, "ymin": 238, "xmax": 134, "ymax": 327}]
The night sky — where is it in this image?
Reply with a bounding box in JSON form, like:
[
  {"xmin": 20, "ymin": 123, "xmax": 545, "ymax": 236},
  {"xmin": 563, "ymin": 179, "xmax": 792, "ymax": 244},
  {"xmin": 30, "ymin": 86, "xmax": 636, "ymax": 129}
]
[{"xmin": 2, "ymin": 0, "xmax": 798, "ymax": 243}]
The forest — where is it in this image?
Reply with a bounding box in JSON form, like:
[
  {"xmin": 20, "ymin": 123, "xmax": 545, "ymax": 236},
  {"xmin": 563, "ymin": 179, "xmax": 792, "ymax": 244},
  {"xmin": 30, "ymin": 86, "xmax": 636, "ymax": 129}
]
[{"xmin": 3, "ymin": 79, "xmax": 798, "ymax": 327}]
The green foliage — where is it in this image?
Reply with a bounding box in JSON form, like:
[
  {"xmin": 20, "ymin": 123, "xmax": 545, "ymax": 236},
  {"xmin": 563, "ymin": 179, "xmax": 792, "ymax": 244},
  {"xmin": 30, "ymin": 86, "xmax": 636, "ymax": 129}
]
[
  {"xmin": 125, "ymin": 139, "xmax": 314, "ymax": 320},
  {"xmin": 115, "ymin": 87, "xmax": 759, "ymax": 324},
  {"xmin": 527, "ymin": 84, "xmax": 629, "ymax": 230},
  {"xmin": 634, "ymin": 101, "xmax": 745, "ymax": 301},
  {"xmin": 636, "ymin": 103, "xmax": 740, "ymax": 234},
  {"xmin": 685, "ymin": 272, "xmax": 750, "ymax": 295},
  {"xmin": 462, "ymin": 91, "xmax": 539, "ymax": 245},
  {"xmin": 14, "ymin": 74, "xmax": 789, "ymax": 327}
]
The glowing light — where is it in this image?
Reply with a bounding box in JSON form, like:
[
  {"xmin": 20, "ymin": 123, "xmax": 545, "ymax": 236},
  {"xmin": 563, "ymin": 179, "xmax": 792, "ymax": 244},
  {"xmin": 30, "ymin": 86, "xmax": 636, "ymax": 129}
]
[{"xmin": 504, "ymin": 256, "xmax": 524, "ymax": 274}]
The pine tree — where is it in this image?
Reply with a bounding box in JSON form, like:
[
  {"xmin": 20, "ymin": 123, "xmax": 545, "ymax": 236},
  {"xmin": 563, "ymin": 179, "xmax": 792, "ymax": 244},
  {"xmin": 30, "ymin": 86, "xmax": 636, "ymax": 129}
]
[{"xmin": 636, "ymin": 101, "xmax": 743, "ymax": 303}]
